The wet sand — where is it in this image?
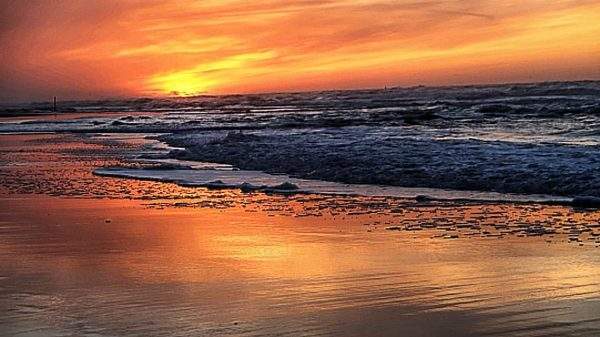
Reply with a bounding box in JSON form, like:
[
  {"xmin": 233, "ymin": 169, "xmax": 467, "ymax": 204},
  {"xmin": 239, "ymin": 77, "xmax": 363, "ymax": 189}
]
[{"xmin": 1, "ymin": 134, "xmax": 600, "ymax": 336}]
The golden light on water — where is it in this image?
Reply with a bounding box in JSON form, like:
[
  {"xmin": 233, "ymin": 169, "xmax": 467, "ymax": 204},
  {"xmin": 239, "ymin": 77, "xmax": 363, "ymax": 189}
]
[{"xmin": 3, "ymin": 132, "xmax": 600, "ymax": 335}]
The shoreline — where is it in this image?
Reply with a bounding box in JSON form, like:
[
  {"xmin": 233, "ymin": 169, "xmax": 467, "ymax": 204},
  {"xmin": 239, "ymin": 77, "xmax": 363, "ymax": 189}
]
[
  {"xmin": 2, "ymin": 130, "xmax": 600, "ymax": 336},
  {"xmin": 93, "ymin": 166, "xmax": 580, "ymax": 206},
  {"xmin": 1, "ymin": 132, "xmax": 599, "ymax": 247},
  {"xmin": 1, "ymin": 126, "xmax": 598, "ymax": 208}
]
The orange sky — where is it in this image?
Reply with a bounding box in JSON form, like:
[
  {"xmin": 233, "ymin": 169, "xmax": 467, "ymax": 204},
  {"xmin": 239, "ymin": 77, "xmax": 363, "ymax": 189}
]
[{"xmin": 1, "ymin": 0, "xmax": 599, "ymax": 101}]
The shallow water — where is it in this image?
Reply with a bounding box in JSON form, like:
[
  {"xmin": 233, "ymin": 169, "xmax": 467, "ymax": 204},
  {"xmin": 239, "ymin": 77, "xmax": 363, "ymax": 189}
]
[
  {"xmin": 1, "ymin": 134, "xmax": 600, "ymax": 336},
  {"xmin": 1, "ymin": 196, "xmax": 600, "ymax": 337},
  {"xmin": 94, "ymin": 165, "xmax": 572, "ymax": 203}
]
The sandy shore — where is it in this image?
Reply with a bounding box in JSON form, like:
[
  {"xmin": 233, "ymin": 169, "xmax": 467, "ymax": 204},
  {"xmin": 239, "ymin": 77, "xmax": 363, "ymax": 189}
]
[{"xmin": 1, "ymin": 133, "xmax": 600, "ymax": 336}]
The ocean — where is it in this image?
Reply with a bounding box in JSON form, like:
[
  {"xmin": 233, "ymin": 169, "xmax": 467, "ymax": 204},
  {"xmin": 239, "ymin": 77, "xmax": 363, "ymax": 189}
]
[{"xmin": 2, "ymin": 80, "xmax": 599, "ymax": 199}]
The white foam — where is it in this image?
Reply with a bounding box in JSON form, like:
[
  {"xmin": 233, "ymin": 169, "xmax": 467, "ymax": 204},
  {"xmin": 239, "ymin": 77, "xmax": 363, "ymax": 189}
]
[
  {"xmin": 94, "ymin": 166, "xmax": 571, "ymax": 203},
  {"xmin": 90, "ymin": 132, "xmax": 574, "ymax": 203}
]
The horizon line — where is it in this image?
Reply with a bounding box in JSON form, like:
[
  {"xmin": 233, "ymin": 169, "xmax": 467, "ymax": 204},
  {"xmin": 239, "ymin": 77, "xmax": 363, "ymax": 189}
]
[{"xmin": 2, "ymin": 78, "xmax": 599, "ymax": 106}]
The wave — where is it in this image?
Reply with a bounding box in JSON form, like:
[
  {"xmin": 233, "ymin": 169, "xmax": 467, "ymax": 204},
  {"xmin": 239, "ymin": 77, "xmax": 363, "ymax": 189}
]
[
  {"xmin": 2, "ymin": 80, "xmax": 599, "ymax": 116},
  {"xmin": 161, "ymin": 129, "xmax": 600, "ymax": 198}
]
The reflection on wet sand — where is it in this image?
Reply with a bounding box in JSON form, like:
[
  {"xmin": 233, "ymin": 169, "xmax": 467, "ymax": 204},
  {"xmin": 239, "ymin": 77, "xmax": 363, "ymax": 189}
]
[
  {"xmin": 1, "ymin": 196, "xmax": 600, "ymax": 337},
  {"xmin": 1, "ymin": 133, "xmax": 600, "ymax": 336}
]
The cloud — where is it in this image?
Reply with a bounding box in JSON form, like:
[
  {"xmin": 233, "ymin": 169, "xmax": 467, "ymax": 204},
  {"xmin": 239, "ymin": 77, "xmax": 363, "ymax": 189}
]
[{"xmin": 1, "ymin": 0, "xmax": 599, "ymax": 101}]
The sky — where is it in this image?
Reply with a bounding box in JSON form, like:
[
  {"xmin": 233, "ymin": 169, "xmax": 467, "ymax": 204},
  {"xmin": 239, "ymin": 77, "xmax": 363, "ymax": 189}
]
[{"xmin": 1, "ymin": 0, "xmax": 599, "ymax": 102}]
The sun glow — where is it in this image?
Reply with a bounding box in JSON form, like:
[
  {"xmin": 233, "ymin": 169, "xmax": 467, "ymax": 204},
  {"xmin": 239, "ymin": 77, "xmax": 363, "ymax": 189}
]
[
  {"xmin": 147, "ymin": 51, "xmax": 276, "ymax": 96},
  {"xmin": 2, "ymin": 0, "xmax": 599, "ymax": 101},
  {"xmin": 149, "ymin": 72, "xmax": 217, "ymax": 96}
]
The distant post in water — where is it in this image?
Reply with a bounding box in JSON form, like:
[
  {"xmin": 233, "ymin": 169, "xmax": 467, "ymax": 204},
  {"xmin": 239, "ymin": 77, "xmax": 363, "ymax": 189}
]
[{"xmin": 53, "ymin": 96, "xmax": 57, "ymax": 113}]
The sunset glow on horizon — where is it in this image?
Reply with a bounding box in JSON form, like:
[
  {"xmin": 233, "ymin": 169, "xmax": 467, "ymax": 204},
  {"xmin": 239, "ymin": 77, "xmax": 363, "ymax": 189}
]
[{"xmin": 1, "ymin": 0, "xmax": 600, "ymax": 101}]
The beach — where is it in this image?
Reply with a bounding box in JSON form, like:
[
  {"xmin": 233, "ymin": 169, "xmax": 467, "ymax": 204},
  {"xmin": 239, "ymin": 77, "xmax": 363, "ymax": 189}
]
[
  {"xmin": 1, "ymin": 82, "xmax": 600, "ymax": 336},
  {"xmin": 3, "ymin": 0, "xmax": 600, "ymax": 334},
  {"xmin": 1, "ymin": 127, "xmax": 599, "ymax": 336}
]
